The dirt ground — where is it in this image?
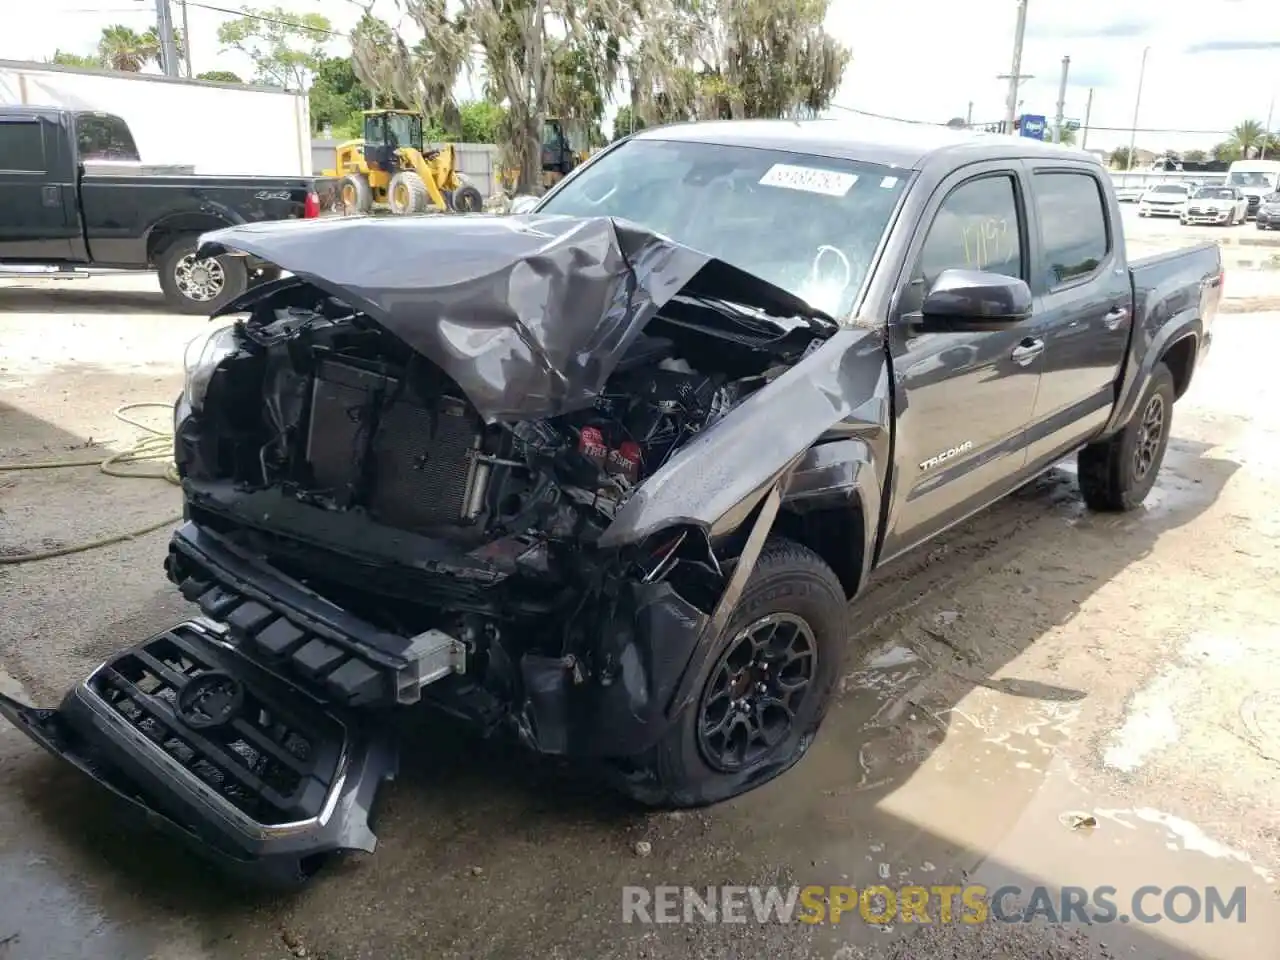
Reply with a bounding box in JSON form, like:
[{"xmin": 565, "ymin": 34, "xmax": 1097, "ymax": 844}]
[{"xmin": 2, "ymin": 252, "xmax": 1279, "ymax": 960}]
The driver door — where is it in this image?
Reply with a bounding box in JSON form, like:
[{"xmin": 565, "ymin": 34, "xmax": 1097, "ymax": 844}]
[{"xmin": 878, "ymin": 164, "xmax": 1044, "ymax": 560}]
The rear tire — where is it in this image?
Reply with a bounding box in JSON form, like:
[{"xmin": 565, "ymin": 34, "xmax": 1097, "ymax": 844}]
[
  {"xmin": 388, "ymin": 171, "xmax": 428, "ymax": 215},
  {"xmin": 1078, "ymin": 363, "xmax": 1175, "ymax": 512},
  {"xmin": 156, "ymin": 236, "xmax": 248, "ymax": 316},
  {"xmin": 340, "ymin": 174, "xmax": 373, "ymax": 215},
  {"xmin": 610, "ymin": 538, "xmax": 849, "ymax": 808}
]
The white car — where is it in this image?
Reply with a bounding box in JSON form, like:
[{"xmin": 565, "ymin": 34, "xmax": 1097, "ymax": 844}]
[
  {"xmin": 1137, "ymin": 183, "xmax": 1191, "ymax": 217},
  {"xmin": 1181, "ymin": 186, "xmax": 1248, "ymax": 226}
]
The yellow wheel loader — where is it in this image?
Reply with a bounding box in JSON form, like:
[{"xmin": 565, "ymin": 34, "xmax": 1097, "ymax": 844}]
[{"xmin": 323, "ymin": 110, "xmax": 485, "ymax": 216}]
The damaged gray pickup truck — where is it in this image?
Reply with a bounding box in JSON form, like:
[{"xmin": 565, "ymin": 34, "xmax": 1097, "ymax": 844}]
[{"xmin": 0, "ymin": 119, "xmax": 1223, "ymax": 886}]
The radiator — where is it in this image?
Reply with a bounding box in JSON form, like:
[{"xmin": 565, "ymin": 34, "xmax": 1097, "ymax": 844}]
[{"xmin": 305, "ymin": 358, "xmax": 481, "ymax": 530}]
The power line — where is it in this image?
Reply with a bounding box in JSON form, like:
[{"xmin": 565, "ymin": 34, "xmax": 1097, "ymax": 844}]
[
  {"xmin": 830, "ymin": 102, "xmax": 1235, "ymax": 138},
  {"xmin": 180, "ymin": 0, "xmax": 340, "ymax": 36}
]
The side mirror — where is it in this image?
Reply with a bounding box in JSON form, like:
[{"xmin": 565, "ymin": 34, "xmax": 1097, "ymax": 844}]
[{"xmin": 921, "ymin": 268, "xmax": 1032, "ymax": 323}]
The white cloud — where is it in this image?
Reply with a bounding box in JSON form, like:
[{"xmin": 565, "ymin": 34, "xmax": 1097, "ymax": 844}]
[{"xmin": 4, "ymin": 0, "xmax": 1277, "ymax": 152}]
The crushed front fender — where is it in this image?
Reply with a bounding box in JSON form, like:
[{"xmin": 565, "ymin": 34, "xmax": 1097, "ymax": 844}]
[{"xmin": 0, "ymin": 619, "xmax": 397, "ymax": 888}]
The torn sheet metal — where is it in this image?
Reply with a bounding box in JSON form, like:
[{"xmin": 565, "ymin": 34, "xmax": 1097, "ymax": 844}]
[{"xmin": 199, "ymin": 214, "xmax": 825, "ymax": 423}]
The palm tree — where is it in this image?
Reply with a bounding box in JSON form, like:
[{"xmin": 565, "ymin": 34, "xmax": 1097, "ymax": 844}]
[
  {"xmin": 97, "ymin": 25, "xmax": 151, "ymax": 72},
  {"xmin": 142, "ymin": 26, "xmax": 186, "ymax": 71},
  {"xmin": 1230, "ymin": 120, "xmax": 1265, "ymax": 160}
]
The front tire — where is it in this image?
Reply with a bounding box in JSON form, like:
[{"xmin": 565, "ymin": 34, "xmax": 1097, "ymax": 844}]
[
  {"xmin": 612, "ymin": 538, "xmax": 849, "ymax": 808},
  {"xmin": 388, "ymin": 171, "xmax": 428, "ymax": 215},
  {"xmin": 1078, "ymin": 362, "xmax": 1175, "ymax": 512},
  {"xmin": 156, "ymin": 236, "xmax": 247, "ymax": 315}
]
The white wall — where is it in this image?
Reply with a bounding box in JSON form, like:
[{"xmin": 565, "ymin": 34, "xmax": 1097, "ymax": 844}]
[
  {"xmin": 0, "ymin": 60, "xmax": 312, "ymax": 176},
  {"xmin": 311, "ymin": 139, "xmax": 501, "ymax": 198}
]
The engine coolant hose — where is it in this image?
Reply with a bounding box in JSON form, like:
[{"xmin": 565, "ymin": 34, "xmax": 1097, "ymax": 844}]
[{"xmin": 0, "ymin": 402, "xmax": 182, "ymax": 565}]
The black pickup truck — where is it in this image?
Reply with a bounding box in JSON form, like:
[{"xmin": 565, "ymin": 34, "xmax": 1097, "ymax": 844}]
[
  {"xmin": 0, "ymin": 119, "xmax": 1222, "ymax": 885},
  {"xmin": 0, "ymin": 106, "xmax": 331, "ymax": 313}
]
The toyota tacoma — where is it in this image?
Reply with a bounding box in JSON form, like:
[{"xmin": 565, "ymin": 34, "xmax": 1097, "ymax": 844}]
[{"xmin": 0, "ymin": 119, "xmax": 1223, "ymax": 886}]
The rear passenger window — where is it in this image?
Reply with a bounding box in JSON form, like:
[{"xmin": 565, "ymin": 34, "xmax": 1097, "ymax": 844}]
[
  {"xmin": 916, "ymin": 175, "xmax": 1023, "ymax": 288},
  {"xmin": 0, "ymin": 120, "xmax": 46, "ymax": 172},
  {"xmin": 1034, "ymin": 172, "xmax": 1109, "ymax": 286},
  {"xmin": 76, "ymin": 113, "xmax": 140, "ymax": 162}
]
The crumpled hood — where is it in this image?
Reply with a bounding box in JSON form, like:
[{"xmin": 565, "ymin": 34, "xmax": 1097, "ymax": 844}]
[{"xmin": 199, "ymin": 214, "xmax": 824, "ymax": 422}]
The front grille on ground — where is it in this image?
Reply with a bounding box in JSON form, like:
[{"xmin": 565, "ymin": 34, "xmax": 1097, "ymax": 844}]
[
  {"xmin": 304, "ymin": 358, "xmax": 481, "ymax": 531},
  {"xmin": 86, "ymin": 626, "xmax": 344, "ymax": 826}
]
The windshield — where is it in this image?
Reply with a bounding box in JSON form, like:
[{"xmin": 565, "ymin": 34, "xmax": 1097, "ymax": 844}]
[
  {"xmin": 1227, "ymin": 171, "xmax": 1277, "ymax": 188},
  {"xmin": 1197, "ymin": 187, "xmax": 1234, "ymax": 200},
  {"xmin": 385, "ymin": 113, "xmax": 420, "ymax": 149},
  {"xmin": 1150, "ymin": 185, "xmax": 1186, "ymax": 194},
  {"xmin": 537, "ymin": 138, "xmax": 910, "ymax": 320}
]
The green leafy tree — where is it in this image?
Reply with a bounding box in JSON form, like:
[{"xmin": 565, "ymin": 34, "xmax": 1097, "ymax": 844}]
[
  {"xmin": 197, "ymin": 70, "xmax": 244, "ymax": 83},
  {"xmin": 47, "ymin": 49, "xmax": 101, "ymax": 69},
  {"xmin": 1230, "ymin": 120, "xmax": 1265, "ymax": 160},
  {"xmin": 309, "ymin": 56, "xmax": 373, "ymax": 134},
  {"xmin": 612, "ymin": 105, "xmax": 647, "ymax": 140},
  {"xmin": 1212, "ymin": 140, "xmax": 1243, "ymax": 163},
  {"xmin": 97, "ymin": 25, "xmax": 152, "ymax": 71},
  {"xmin": 625, "ymin": 0, "xmax": 849, "ymax": 124},
  {"xmin": 141, "ymin": 26, "xmax": 185, "ymax": 70},
  {"xmin": 1182, "ymin": 149, "xmax": 1207, "ymax": 163},
  {"xmin": 1108, "ymin": 146, "xmax": 1137, "ymax": 168},
  {"xmin": 459, "ymin": 101, "xmax": 506, "ymax": 143},
  {"xmin": 217, "ymin": 6, "xmax": 332, "ymax": 90}
]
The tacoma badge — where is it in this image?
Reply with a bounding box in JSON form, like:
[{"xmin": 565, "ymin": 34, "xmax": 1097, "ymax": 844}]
[{"xmin": 919, "ymin": 441, "xmax": 973, "ymax": 471}]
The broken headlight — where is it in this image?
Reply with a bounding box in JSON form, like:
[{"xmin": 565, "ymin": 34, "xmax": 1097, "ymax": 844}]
[{"xmin": 182, "ymin": 323, "xmax": 239, "ymax": 413}]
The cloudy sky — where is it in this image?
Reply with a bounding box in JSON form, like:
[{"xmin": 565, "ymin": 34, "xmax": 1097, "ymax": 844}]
[{"xmin": 4, "ymin": 0, "xmax": 1278, "ymax": 152}]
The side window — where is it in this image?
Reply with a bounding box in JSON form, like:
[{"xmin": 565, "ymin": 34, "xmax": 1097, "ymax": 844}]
[
  {"xmin": 1033, "ymin": 172, "xmax": 1109, "ymax": 287},
  {"xmin": 0, "ymin": 121, "xmax": 47, "ymax": 173},
  {"xmin": 75, "ymin": 113, "xmax": 140, "ymax": 162},
  {"xmin": 916, "ymin": 175, "xmax": 1023, "ymax": 287}
]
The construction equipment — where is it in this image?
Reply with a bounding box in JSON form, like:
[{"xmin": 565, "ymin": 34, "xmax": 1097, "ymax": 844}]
[
  {"xmin": 501, "ymin": 117, "xmax": 591, "ymax": 193},
  {"xmin": 323, "ymin": 109, "xmax": 485, "ymax": 216}
]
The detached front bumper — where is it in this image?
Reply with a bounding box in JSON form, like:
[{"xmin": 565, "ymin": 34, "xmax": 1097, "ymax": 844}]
[{"xmin": 0, "ymin": 620, "xmax": 396, "ymax": 887}]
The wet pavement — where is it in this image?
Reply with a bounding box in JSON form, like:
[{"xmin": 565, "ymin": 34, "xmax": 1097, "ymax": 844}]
[{"xmin": 2, "ymin": 276, "xmax": 1280, "ymax": 959}]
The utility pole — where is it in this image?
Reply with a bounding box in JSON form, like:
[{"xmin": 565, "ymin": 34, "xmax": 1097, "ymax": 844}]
[
  {"xmin": 999, "ymin": 0, "xmax": 1034, "ymax": 134},
  {"xmin": 1081, "ymin": 87, "xmax": 1094, "ymax": 150},
  {"xmin": 966, "ymin": 101, "xmax": 973, "ymax": 128},
  {"xmin": 1053, "ymin": 55, "xmax": 1070, "ymax": 143},
  {"xmin": 154, "ymin": 0, "xmax": 181, "ymax": 77},
  {"xmin": 1126, "ymin": 45, "xmax": 1150, "ymax": 171},
  {"xmin": 180, "ymin": 0, "xmax": 193, "ymax": 77}
]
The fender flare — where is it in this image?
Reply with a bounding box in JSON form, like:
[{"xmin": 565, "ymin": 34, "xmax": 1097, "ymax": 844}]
[{"xmin": 1103, "ymin": 309, "xmax": 1202, "ymax": 436}]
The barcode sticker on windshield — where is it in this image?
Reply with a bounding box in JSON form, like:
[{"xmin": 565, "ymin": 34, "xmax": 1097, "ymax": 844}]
[{"xmin": 758, "ymin": 164, "xmax": 857, "ymax": 197}]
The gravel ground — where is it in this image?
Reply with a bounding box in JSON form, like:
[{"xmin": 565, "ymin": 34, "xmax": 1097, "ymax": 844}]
[{"xmin": 2, "ymin": 266, "xmax": 1279, "ymax": 960}]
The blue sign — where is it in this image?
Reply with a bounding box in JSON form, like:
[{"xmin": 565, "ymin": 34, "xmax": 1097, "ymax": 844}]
[{"xmin": 1019, "ymin": 114, "xmax": 1047, "ymax": 140}]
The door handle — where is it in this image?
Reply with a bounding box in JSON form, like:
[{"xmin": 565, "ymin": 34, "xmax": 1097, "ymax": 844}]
[
  {"xmin": 1011, "ymin": 338, "xmax": 1043, "ymax": 366},
  {"xmin": 1103, "ymin": 306, "xmax": 1129, "ymax": 330}
]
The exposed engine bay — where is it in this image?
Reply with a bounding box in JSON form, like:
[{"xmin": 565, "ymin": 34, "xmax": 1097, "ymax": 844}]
[
  {"xmin": 174, "ymin": 272, "xmax": 833, "ymax": 741},
  {"xmin": 0, "ymin": 213, "xmax": 869, "ymax": 886}
]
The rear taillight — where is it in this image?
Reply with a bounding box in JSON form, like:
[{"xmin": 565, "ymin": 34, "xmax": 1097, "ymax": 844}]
[{"xmin": 303, "ymin": 191, "xmax": 320, "ymax": 219}]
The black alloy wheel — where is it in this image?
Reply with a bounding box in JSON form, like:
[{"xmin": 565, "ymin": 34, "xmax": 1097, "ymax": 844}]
[{"xmin": 696, "ymin": 612, "xmax": 818, "ymax": 773}]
